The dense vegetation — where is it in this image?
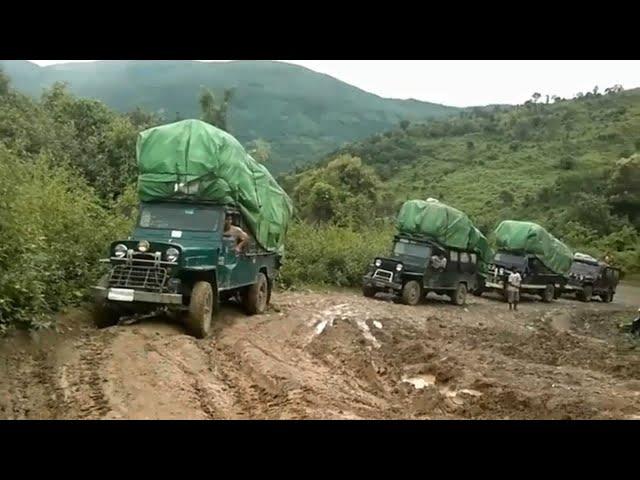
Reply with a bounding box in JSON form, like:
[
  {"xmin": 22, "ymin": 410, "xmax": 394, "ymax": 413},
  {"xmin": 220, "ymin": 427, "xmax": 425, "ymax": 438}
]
[
  {"xmin": 0, "ymin": 60, "xmax": 459, "ymax": 174},
  {"xmin": 282, "ymin": 87, "xmax": 640, "ymax": 286},
  {"xmin": 0, "ymin": 71, "xmax": 148, "ymax": 332}
]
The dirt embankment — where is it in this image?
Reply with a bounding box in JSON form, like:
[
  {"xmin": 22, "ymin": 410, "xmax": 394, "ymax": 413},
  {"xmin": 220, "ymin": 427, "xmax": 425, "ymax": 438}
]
[{"xmin": 1, "ymin": 290, "xmax": 639, "ymax": 420}]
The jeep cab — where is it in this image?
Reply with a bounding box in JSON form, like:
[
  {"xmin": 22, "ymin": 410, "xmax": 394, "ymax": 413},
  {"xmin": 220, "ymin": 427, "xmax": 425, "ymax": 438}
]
[
  {"xmin": 561, "ymin": 253, "xmax": 619, "ymax": 302},
  {"xmin": 92, "ymin": 201, "xmax": 279, "ymax": 338},
  {"xmin": 362, "ymin": 233, "xmax": 481, "ymax": 306},
  {"xmin": 482, "ymin": 251, "xmax": 567, "ymax": 302}
]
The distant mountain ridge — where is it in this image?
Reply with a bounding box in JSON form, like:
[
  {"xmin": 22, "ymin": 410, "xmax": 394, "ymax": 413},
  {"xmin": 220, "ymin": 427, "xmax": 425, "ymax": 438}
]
[{"xmin": 0, "ymin": 60, "xmax": 461, "ymax": 173}]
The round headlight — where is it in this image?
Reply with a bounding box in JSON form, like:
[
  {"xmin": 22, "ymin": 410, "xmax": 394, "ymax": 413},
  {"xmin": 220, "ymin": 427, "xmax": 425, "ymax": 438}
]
[
  {"xmin": 375, "ymin": 259, "xmax": 382, "ymax": 268},
  {"xmin": 114, "ymin": 244, "xmax": 127, "ymax": 258},
  {"xmin": 166, "ymin": 247, "xmax": 180, "ymax": 263},
  {"xmin": 396, "ymin": 263, "xmax": 403, "ymax": 272}
]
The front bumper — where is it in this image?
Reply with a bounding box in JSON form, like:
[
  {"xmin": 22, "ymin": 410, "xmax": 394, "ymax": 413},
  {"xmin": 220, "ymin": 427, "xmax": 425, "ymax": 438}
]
[
  {"xmin": 362, "ymin": 275, "xmax": 402, "ymax": 291},
  {"xmin": 93, "ymin": 286, "xmax": 183, "ymax": 305}
]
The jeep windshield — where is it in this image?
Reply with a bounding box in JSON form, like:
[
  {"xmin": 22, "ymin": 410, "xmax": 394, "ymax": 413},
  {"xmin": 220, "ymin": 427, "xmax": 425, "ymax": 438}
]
[
  {"xmin": 138, "ymin": 203, "xmax": 222, "ymax": 232},
  {"xmin": 393, "ymin": 241, "xmax": 431, "ymax": 258},
  {"xmin": 494, "ymin": 252, "xmax": 527, "ymax": 269},
  {"xmin": 570, "ymin": 261, "xmax": 599, "ymax": 277}
]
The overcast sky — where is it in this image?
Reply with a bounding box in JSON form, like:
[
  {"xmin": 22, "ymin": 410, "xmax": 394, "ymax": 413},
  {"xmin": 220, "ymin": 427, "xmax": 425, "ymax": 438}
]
[{"xmin": 28, "ymin": 60, "xmax": 640, "ymax": 107}]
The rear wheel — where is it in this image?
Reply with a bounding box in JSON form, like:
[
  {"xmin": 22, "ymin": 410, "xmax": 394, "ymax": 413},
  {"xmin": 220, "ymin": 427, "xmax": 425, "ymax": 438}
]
[
  {"xmin": 542, "ymin": 284, "xmax": 555, "ymax": 303},
  {"xmin": 243, "ymin": 272, "xmax": 269, "ymax": 314},
  {"xmin": 401, "ymin": 280, "xmax": 422, "ymax": 306},
  {"xmin": 362, "ymin": 285, "xmax": 376, "ymax": 298},
  {"xmin": 451, "ymin": 283, "xmax": 467, "ymax": 306},
  {"xmin": 601, "ymin": 289, "xmax": 613, "ymax": 303},
  {"xmin": 186, "ymin": 281, "xmax": 214, "ymax": 339}
]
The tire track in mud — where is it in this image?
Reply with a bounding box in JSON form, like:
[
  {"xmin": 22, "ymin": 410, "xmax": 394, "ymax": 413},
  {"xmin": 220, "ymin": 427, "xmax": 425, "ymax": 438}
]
[{"xmin": 66, "ymin": 332, "xmax": 114, "ymax": 419}]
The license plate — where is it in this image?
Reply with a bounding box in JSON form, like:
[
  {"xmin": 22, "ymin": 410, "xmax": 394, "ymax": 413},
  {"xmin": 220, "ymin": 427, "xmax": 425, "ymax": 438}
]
[
  {"xmin": 108, "ymin": 288, "xmax": 135, "ymax": 302},
  {"xmin": 375, "ymin": 281, "xmax": 387, "ymax": 288}
]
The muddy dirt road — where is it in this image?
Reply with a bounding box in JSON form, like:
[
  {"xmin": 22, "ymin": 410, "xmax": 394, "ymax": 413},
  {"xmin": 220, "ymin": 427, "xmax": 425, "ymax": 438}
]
[{"xmin": 1, "ymin": 288, "xmax": 639, "ymax": 420}]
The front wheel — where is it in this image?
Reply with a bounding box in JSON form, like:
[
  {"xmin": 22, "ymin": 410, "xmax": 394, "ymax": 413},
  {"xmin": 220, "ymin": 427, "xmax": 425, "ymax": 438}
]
[
  {"xmin": 93, "ymin": 274, "xmax": 119, "ymax": 328},
  {"xmin": 94, "ymin": 303, "xmax": 120, "ymax": 329},
  {"xmin": 542, "ymin": 284, "xmax": 555, "ymax": 303},
  {"xmin": 186, "ymin": 281, "xmax": 214, "ymax": 339},
  {"xmin": 362, "ymin": 285, "xmax": 376, "ymax": 298},
  {"xmin": 243, "ymin": 272, "xmax": 269, "ymax": 314},
  {"xmin": 580, "ymin": 285, "xmax": 593, "ymax": 303},
  {"xmin": 401, "ymin": 280, "xmax": 422, "ymax": 306},
  {"xmin": 451, "ymin": 283, "xmax": 468, "ymax": 306},
  {"xmin": 601, "ymin": 290, "xmax": 613, "ymax": 303}
]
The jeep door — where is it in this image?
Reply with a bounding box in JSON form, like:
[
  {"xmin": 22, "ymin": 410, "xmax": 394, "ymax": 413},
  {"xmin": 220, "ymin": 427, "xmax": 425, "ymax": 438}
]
[
  {"xmin": 227, "ymin": 212, "xmax": 258, "ymax": 287},
  {"xmin": 426, "ymin": 249, "xmax": 458, "ymax": 289}
]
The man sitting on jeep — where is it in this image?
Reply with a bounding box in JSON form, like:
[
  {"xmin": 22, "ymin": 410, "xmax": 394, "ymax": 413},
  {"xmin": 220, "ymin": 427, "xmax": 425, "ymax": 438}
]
[{"xmin": 224, "ymin": 214, "xmax": 249, "ymax": 253}]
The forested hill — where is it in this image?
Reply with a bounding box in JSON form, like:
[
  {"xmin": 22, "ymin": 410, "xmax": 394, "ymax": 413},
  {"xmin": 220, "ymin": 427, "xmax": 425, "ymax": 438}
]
[
  {"xmin": 0, "ymin": 60, "xmax": 460, "ymax": 173},
  {"xmin": 282, "ymin": 86, "xmax": 640, "ymax": 273}
]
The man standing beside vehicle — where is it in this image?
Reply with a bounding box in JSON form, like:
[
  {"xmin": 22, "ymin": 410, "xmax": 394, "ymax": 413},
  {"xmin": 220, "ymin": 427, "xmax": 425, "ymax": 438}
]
[{"xmin": 507, "ymin": 269, "xmax": 522, "ymax": 311}]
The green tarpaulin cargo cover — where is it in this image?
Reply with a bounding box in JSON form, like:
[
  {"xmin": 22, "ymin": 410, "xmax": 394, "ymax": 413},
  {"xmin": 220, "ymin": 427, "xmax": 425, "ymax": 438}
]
[
  {"xmin": 136, "ymin": 119, "xmax": 293, "ymax": 253},
  {"xmin": 493, "ymin": 220, "xmax": 573, "ymax": 275},
  {"xmin": 396, "ymin": 199, "xmax": 493, "ymax": 268}
]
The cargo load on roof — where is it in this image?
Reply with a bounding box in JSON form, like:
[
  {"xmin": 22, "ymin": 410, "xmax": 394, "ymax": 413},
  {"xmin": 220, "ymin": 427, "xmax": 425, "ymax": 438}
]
[
  {"xmin": 396, "ymin": 199, "xmax": 493, "ymax": 269},
  {"xmin": 493, "ymin": 220, "xmax": 573, "ymax": 275},
  {"xmin": 136, "ymin": 119, "xmax": 293, "ymax": 253}
]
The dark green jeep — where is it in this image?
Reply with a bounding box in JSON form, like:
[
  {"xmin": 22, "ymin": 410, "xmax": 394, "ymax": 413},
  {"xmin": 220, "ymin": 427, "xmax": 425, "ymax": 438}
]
[
  {"xmin": 362, "ymin": 233, "xmax": 481, "ymax": 306},
  {"xmin": 92, "ymin": 201, "xmax": 279, "ymax": 338}
]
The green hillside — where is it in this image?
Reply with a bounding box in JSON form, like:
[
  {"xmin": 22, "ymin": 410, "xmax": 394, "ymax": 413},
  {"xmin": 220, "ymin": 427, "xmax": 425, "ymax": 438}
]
[
  {"xmin": 0, "ymin": 60, "xmax": 459, "ymax": 173},
  {"xmin": 284, "ymin": 87, "xmax": 640, "ymax": 275}
]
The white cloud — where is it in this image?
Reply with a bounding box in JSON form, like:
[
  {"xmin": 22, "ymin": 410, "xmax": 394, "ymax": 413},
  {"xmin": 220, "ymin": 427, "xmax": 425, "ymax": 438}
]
[{"xmin": 27, "ymin": 60, "xmax": 640, "ymax": 107}]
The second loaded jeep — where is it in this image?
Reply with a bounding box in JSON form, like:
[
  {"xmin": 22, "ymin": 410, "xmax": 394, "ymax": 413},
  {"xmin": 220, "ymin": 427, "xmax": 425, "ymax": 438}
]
[
  {"xmin": 92, "ymin": 200, "xmax": 279, "ymax": 338},
  {"xmin": 362, "ymin": 233, "xmax": 481, "ymax": 306}
]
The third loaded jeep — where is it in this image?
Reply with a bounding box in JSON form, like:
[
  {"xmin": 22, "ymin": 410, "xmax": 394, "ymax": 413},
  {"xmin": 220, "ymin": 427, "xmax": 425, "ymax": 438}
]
[{"xmin": 561, "ymin": 253, "xmax": 619, "ymax": 302}]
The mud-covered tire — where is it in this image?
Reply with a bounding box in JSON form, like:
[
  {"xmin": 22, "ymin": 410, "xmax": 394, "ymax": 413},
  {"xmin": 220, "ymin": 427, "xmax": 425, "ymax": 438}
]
[
  {"xmin": 362, "ymin": 285, "xmax": 376, "ymax": 298},
  {"xmin": 186, "ymin": 281, "xmax": 214, "ymax": 339},
  {"xmin": 542, "ymin": 284, "xmax": 555, "ymax": 303},
  {"xmin": 451, "ymin": 283, "xmax": 467, "ymax": 306},
  {"xmin": 243, "ymin": 272, "xmax": 269, "ymax": 315},
  {"xmin": 401, "ymin": 280, "xmax": 422, "ymax": 306},
  {"xmin": 580, "ymin": 285, "xmax": 593, "ymax": 303},
  {"xmin": 601, "ymin": 290, "xmax": 613, "ymax": 303},
  {"xmin": 93, "ymin": 275, "xmax": 119, "ymax": 328},
  {"xmin": 94, "ymin": 303, "xmax": 120, "ymax": 329}
]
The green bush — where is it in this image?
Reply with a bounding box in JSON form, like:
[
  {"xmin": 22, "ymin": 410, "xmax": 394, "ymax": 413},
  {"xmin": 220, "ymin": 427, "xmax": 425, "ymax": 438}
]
[
  {"xmin": 280, "ymin": 222, "xmax": 394, "ymax": 288},
  {"xmin": 0, "ymin": 149, "xmax": 133, "ymax": 331}
]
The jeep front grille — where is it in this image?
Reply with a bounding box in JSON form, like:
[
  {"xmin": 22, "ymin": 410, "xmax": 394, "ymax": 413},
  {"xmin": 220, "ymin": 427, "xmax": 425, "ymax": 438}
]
[
  {"xmin": 109, "ymin": 265, "xmax": 169, "ymax": 292},
  {"xmin": 373, "ymin": 269, "xmax": 394, "ymax": 282}
]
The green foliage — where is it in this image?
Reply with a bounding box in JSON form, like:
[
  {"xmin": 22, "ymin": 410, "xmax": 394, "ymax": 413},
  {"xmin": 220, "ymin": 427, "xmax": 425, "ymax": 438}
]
[
  {"xmin": 280, "ymin": 223, "xmax": 394, "ymax": 287},
  {"xmin": 0, "ymin": 67, "xmax": 8, "ymax": 96},
  {"xmin": 558, "ymin": 156, "xmax": 576, "ymax": 170},
  {"xmin": 199, "ymin": 87, "xmax": 233, "ymax": 132},
  {"xmin": 291, "ymin": 154, "xmax": 392, "ymax": 226},
  {"xmin": 0, "ymin": 148, "xmax": 132, "ymax": 330},
  {"xmin": 0, "ymin": 75, "xmax": 139, "ymax": 331}
]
